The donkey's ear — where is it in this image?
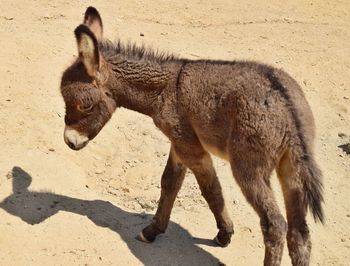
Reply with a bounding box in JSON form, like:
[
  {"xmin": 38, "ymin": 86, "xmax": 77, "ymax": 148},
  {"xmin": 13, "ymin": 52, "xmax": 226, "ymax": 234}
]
[
  {"xmin": 83, "ymin": 6, "xmax": 103, "ymax": 41},
  {"xmin": 12, "ymin": 167, "xmax": 32, "ymax": 193},
  {"xmin": 74, "ymin": 24, "xmax": 100, "ymax": 78}
]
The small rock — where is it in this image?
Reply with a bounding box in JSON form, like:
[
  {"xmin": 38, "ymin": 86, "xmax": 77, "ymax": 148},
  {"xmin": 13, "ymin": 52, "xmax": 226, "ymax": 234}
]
[
  {"xmin": 242, "ymin": 226, "xmax": 252, "ymax": 233},
  {"xmin": 122, "ymin": 187, "xmax": 130, "ymax": 193},
  {"xmin": 184, "ymin": 205, "xmax": 194, "ymax": 211},
  {"xmin": 219, "ymin": 161, "xmax": 226, "ymax": 167},
  {"xmin": 345, "ymin": 143, "xmax": 350, "ymax": 154},
  {"xmin": 338, "ymin": 132, "xmax": 347, "ymax": 138},
  {"xmin": 258, "ymin": 244, "xmax": 263, "ymax": 248},
  {"xmin": 136, "ymin": 198, "xmax": 154, "ymax": 210},
  {"xmin": 95, "ymin": 170, "xmax": 104, "ymax": 174},
  {"xmin": 43, "ymin": 14, "xmax": 53, "ymax": 19},
  {"xmin": 140, "ymin": 33, "xmax": 144, "ymax": 37},
  {"xmin": 6, "ymin": 171, "xmax": 12, "ymax": 179},
  {"xmin": 48, "ymin": 148, "xmax": 55, "ymax": 152},
  {"xmin": 339, "ymin": 143, "xmax": 350, "ymax": 154}
]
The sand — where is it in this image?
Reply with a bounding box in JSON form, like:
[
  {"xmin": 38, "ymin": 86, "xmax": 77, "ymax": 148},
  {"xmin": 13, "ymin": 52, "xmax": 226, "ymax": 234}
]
[{"xmin": 0, "ymin": 1, "xmax": 349, "ymax": 265}]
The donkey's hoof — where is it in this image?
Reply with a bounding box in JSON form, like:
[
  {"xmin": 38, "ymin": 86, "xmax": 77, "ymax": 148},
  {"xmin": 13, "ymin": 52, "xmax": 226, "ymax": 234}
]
[
  {"xmin": 137, "ymin": 225, "xmax": 160, "ymax": 243},
  {"xmin": 214, "ymin": 230, "xmax": 232, "ymax": 247},
  {"xmin": 214, "ymin": 236, "xmax": 228, "ymax": 247},
  {"xmin": 137, "ymin": 231, "xmax": 153, "ymax": 243}
]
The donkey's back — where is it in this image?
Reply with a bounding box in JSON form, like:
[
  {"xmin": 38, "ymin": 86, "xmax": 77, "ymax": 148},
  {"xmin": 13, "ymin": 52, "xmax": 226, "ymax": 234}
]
[{"xmin": 177, "ymin": 61, "xmax": 315, "ymax": 162}]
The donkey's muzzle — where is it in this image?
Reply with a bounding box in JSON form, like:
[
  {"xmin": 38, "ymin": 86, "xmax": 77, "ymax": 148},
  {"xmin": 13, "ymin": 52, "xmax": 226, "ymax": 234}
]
[{"xmin": 64, "ymin": 126, "xmax": 89, "ymax": 150}]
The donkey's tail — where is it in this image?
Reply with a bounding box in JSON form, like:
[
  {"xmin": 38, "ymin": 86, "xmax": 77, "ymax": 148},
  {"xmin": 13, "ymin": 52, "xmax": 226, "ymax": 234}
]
[
  {"xmin": 266, "ymin": 66, "xmax": 324, "ymax": 223},
  {"xmin": 299, "ymin": 153, "xmax": 324, "ymax": 224}
]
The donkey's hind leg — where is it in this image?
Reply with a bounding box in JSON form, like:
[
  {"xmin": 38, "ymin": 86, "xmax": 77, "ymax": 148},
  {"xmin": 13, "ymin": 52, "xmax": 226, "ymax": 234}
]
[
  {"xmin": 139, "ymin": 146, "xmax": 187, "ymax": 242},
  {"xmin": 174, "ymin": 144, "xmax": 234, "ymax": 247},
  {"xmin": 277, "ymin": 149, "xmax": 311, "ymax": 266},
  {"xmin": 229, "ymin": 146, "xmax": 287, "ymax": 265}
]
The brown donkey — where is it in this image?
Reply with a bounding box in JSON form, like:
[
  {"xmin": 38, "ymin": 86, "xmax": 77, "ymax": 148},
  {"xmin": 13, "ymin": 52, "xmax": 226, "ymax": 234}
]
[{"xmin": 60, "ymin": 7, "xmax": 324, "ymax": 266}]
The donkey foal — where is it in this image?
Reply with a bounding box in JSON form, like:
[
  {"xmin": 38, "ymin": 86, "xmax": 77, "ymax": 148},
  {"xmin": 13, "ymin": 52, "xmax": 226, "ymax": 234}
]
[{"xmin": 60, "ymin": 7, "xmax": 324, "ymax": 266}]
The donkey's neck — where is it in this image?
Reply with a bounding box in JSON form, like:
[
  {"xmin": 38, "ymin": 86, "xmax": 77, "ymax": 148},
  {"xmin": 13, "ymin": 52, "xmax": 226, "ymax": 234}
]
[{"xmin": 107, "ymin": 57, "xmax": 179, "ymax": 117}]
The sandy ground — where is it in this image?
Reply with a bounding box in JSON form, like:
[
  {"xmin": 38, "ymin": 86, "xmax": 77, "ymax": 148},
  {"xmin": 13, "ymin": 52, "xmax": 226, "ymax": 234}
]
[{"xmin": 0, "ymin": 0, "xmax": 349, "ymax": 265}]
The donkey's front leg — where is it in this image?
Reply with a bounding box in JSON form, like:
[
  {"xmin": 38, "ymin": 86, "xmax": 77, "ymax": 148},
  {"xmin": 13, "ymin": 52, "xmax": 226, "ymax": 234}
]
[{"xmin": 139, "ymin": 147, "xmax": 187, "ymax": 243}]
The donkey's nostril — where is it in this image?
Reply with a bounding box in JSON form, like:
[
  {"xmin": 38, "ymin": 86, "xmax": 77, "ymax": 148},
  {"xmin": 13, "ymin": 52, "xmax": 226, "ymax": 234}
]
[{"xmin": 67, "ymin": 140, "xmax": 76, "ymax": 150}]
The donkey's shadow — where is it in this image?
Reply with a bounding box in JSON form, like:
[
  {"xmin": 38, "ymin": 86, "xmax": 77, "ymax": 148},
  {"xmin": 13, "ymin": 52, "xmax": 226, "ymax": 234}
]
[{"xmin": 0, "ymin": 167, "xmax": 221, "ymax": 265}]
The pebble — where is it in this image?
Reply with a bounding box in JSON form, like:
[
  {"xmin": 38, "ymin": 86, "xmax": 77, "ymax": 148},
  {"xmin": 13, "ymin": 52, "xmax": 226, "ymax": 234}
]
[
  {"xmin": 43, "ymin": 14, "xmax": 53, "ymax": 19},
  {"xmin": 140, "ymin": 33, "xmax": 144, "ymax": 37},
  {"xmin": 338, "ymin": 132, "xmax": 347, "ymax": 138},
  {"xmin": 94, "ymin": 170, "xmax": 104, "ymax": 174},
  {"xmin": 184, "ymin": 205, "xmax": 194, "ymax": 211},
  {"xmin": 121, "ymin": 187, "xmax": 130, "ymax": 193},
  {"xmin": 6, "ymin": 171, "xmax": 12, "ymax": 179},
  {"xmin": 219, "ymin": 161, "xmax": 226, "ymax": 167},
  {"xmin": 342, "ymin": 143, "xmax": 350, "ymax": 154},
  {"xmin": 242, "ymin": 226, "xmax": 252, "ymax": 233},
  {"xmin": 136, "ymin": 198, "xmax": 154, "ymax": 210}
]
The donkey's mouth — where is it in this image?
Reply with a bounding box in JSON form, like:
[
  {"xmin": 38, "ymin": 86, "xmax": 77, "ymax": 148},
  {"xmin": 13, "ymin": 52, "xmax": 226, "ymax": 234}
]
[
  {"xmin": 66, "ymin": 139, "xmax": 89, "ymax": 151},
  {"xmin": 64, "ymin": 127, "xmax": 89, "ymax": 151}
]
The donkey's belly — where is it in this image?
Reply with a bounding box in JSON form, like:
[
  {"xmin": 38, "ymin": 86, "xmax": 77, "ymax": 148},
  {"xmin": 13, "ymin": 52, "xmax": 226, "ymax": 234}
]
[{"xmin": 198, "ymin": 139, "xmax": 229, "ymax": 161}]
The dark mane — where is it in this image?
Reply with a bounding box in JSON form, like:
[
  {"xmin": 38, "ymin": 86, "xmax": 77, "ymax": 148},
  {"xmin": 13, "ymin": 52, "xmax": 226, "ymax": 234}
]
[{"xmin": 99, "ymin": 39, "xmax": 179, "ymax": 63}]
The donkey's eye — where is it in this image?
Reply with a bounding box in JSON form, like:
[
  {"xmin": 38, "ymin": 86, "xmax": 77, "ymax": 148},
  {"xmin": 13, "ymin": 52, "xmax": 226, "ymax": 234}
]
[{"xmin": 77, "ymin": 104, "xmax": 94, "ymax": 113}]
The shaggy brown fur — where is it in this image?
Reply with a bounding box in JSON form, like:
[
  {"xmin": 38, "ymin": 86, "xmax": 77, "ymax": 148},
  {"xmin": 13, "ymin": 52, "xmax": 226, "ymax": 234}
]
[{"xmin": 60, "ymin": 7, "xmax": 324, "ymax": 266}]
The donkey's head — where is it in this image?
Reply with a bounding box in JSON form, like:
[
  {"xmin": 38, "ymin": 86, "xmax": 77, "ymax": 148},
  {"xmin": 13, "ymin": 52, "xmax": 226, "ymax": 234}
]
[{"xmin": 61, "ymin": 7, "xmax": 116, "ymax": 150}]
